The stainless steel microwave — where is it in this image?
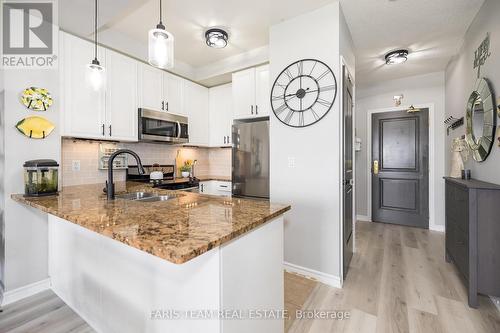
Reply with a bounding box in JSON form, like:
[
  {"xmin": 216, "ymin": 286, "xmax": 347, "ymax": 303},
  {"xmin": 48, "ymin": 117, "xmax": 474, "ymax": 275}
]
[{"xmin": 138, "ymin": 108, "xmax": 188, "ymax": 143}]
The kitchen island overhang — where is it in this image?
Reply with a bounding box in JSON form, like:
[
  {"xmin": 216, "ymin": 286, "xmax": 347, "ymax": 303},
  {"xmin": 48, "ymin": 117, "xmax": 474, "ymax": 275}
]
[{"xmin": 12, "ymin": 182, "xmax": 290, "ymax": 333}]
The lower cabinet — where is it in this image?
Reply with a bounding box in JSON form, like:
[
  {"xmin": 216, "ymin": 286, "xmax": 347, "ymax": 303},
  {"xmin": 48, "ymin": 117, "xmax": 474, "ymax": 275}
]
[
  {"xmin": 444, "ymin": 177, "xmax": 500, "ymax": 308},
  {"xmin": 199, "ymin": 181, "xmax": 232, "ymax": 196}
]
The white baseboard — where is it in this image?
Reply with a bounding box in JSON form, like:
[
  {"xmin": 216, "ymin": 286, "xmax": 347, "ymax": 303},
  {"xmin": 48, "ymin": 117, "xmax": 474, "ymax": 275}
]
[
  {"xmin": 284, "ymin": 261, "xmax": 342, "ymax": 289},
  {"xmin": 356, "ymin": 215, "xmax": 371, "ymax": 222},
  {"xmin": 430, "ymin": 224, "xmax": 445, "ymax": 232},
  {"xmin": 2, "ymin": 278, "xmax": 51, "ymax": 306}
]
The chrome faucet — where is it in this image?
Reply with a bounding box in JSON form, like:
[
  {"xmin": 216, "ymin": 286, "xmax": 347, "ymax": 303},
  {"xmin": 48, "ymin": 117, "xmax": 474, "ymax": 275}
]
[{"xmin": 106, "ymin": 149, "xmax": 145, "ymax": 200}]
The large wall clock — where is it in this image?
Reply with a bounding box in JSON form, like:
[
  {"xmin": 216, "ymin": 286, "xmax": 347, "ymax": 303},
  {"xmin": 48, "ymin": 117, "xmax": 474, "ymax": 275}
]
[{"xmin": 271, "ymin": 59, "xmax": 337, "ymax": 128}]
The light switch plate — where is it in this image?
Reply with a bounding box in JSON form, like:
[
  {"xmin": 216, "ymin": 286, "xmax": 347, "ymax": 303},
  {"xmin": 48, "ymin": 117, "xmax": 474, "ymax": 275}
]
[{"xmin": 72, "ymin": 160, "xmax": 81, "ymax": 172}]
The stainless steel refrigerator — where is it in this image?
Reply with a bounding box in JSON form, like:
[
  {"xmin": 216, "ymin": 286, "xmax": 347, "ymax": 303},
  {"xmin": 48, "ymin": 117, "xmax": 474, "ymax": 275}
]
[{"xmin": 232, "ymin": 118, "xmax": 270, "ymax": 199}]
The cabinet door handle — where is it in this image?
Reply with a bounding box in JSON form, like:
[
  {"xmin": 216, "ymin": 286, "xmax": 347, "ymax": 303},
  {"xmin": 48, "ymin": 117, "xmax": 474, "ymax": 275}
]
[
  {"xmin": 161, "ymin": 101, "xmax": 164, "ymax": 110},
  {"xmin": 166, "ymin": 102, "xmax": 169, "ymax": 111},
  {"xmin": 109, "ymin": 125, "xmax": 112, "ymax": 137},
  {"xmin": 101, "ymin": 124, "xmax": 105, "ymax": 136},
  {"xmin": 255, "ymin": 105, "xmax": 258, "ymax": 115},
  {"xmin": 201, "ymin": 184, "xmax": 204, "ymax": 192},
  {"xmin": 227, "ymin": 136, "xmax": 230, "ymax": 144},
  {"xmin": 224, "ymin": 136, "xmax": 226, "ymax": 144},
  {"xmin": 251, "ymin": 105, "xmax": 254, "ymax": 114}
]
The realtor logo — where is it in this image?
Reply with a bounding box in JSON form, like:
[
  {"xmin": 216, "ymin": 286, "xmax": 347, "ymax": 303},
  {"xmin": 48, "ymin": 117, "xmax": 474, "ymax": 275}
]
[{"xmin": 2, "ymin": 1, "xmax": 57, "ymax": 68}]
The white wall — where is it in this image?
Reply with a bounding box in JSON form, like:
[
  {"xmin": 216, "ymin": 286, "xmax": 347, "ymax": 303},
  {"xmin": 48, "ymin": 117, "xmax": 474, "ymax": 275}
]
[
  {"xmin": 1, "ymin": 63, "xmax": 61, "ymax": 293},
  {"xmin": 445, "ymin": 0, "xmax": 500, "ymax": 185},
  {"xmin": 355, "ymin": 72, "xmax": 446, "ymax": 228},
  {"xmin": 270, "ymin": 2, "xmax": 346, "ymax": 283}
]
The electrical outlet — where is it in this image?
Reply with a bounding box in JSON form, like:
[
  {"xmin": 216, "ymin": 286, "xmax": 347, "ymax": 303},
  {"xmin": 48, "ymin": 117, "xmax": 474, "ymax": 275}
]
[
  {"xmin": 288, "ymin": 157, "xmax": 295, "ymax": 168},
  {"xmin": 72, "ymin": 160, "xmax": 81, "ymax": 172}
]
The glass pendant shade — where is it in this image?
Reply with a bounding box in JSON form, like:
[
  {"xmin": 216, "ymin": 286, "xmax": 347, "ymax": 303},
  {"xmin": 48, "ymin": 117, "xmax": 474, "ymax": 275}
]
[
  {"xmin": 86, "ymin": 61, "xmax": 106, "ymax": 91},
  {"xmin": 148, "ymin": 27, "xmax": 174, "ymax": 69}
]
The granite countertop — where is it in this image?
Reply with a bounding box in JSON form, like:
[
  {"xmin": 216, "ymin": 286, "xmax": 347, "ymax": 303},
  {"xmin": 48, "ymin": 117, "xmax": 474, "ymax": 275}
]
[{"xmin": 12, "ymin": 182, "xmax": 289, "ymax": 264}]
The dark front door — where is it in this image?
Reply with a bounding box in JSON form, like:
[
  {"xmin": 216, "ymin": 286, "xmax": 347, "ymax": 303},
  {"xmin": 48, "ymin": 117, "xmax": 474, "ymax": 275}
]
[
  {"xmin": 343, "ymin": 66, "xmax": 354, "ymax": 278},
  {"xmin": 371, "ymin": 109, "xmax": 429, "ymax": 228}
]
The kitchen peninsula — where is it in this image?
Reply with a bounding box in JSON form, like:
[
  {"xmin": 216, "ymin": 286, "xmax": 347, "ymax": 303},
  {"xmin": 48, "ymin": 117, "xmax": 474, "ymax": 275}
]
[{"xmin": 12, "ymin": 182, "xmax": 290, "ymax": 333}]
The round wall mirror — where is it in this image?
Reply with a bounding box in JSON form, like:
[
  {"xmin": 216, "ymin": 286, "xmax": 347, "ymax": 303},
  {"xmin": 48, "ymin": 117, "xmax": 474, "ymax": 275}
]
[{"xmin": 465, "ymin": 78, "xmax": 496, "ymax": 162}]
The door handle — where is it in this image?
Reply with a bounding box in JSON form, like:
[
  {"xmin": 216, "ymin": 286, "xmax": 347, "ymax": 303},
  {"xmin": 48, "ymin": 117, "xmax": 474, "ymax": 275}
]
[
  {"xmin": 161, "ymin": 101, "xmax": 164, "ymax": 110},
  {"xmin": 166, "ymin": 101, "xmax": 169, "ymax": 112},
  {"xmin": 101, "ymin": 124, "xmax": 105, "ymax": 136},
  {"xmin": 255, "ymin": 105, "xmax": 258, "ymax": 115},
  {"xmin": 109, "ymin": 125, "xmax": 112, "ymax": 137},
  {"xmin": 224, "ymin": 136, "xmax": 226, "ymax": 144},
  {"xmin": 176, "ymin": 121, "xmax": 181, "ymax": 138},
  {"xmin": 251, "ymin": 105, "xmax": 254, "ymax": 114},
  {"xmin": 373, "ymin": 160, "xmax": 379, "ymax": 175}
]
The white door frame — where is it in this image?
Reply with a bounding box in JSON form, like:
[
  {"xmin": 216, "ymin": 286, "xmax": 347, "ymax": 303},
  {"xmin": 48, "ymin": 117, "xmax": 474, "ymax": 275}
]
[{"xmin": 366, "ymin": 103, "xmax": 439, "ymax": 231}]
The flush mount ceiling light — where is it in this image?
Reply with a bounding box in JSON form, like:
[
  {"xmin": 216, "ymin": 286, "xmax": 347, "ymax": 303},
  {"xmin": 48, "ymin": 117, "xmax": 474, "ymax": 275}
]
[
  {"xmin": 205, "ymin": 28, "xmax": 229, "ymax": 48},
  {"xmin": 86, "ymin": 0, "xmax": 105, "ymax": 91},
  {"xmin": 148, "ymin": 0, "xmax": 174, "ymax": 69},
  {"xmin": 385, "ymin": 49, "xmax": 409, "ymax": 65}
]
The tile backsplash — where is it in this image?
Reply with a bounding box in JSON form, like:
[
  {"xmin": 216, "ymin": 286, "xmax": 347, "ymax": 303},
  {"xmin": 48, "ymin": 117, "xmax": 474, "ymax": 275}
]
[{"xmin": 61, "ymin": 139, "xmax": 231, "ymax": 187}]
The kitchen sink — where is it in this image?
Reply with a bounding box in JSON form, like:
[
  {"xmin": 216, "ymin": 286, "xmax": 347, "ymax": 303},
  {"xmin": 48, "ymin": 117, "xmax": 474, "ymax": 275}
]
[
  {"xmin": 115, "ymin": 192, "xmax": 155, "ymax": 201},
  {"xmin": 136, "ymin": 195, "xmax": 176, "ymax": 202},
  {"xmin": 115, "ymin": 192, "xmax": 179, "ymax": 202}
]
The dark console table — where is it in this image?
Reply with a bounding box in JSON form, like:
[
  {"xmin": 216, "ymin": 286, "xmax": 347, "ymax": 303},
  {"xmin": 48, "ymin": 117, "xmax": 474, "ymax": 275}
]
[{"xmin": 444, "ymin": 177, "xmax": 500, "ymax": 308}]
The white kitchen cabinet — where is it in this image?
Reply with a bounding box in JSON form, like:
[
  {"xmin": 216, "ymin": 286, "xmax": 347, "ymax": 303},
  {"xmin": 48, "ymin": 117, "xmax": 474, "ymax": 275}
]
[
  {"xmin": 209, "ymin": 83, "xmax": 233, "ymax": 147},
  {"xmin": 232, "ymin": 64, "xmax": 270, "ymax": 119},
  {"xmin": 138, "ymin": 63, "xmax": 163, "ymax": 111},
  {"xmin": 61, "ymin": 32, "xmax": 137, "ymax": 142},
  {"xmin": 199, "ymin": 181, "xmax": 232, "ymax": 196},
  {"xmin": 163, "ymin": 72, "xmax": 185, "ymax": 115},
  {"xmin": 184, "ymin": 81, "xmax": 209, "ymax": 146},
  {"xmin": 138, "ymin": 65, "xmax": 185, "ymax": 115},
  {"xmin": 105, "ymin": 49, "xmax": 138, "ymax": 141},
  {"xmin": 61, "ymin": 32, "xmax": 106, "ymax": 139},
  {"xmin": 232, "ymin": 68, "xmax": 255, "ymax": 119},
  {"xmin": 254, "ymin": 64, "xmax": 270, "ymax": 116}
]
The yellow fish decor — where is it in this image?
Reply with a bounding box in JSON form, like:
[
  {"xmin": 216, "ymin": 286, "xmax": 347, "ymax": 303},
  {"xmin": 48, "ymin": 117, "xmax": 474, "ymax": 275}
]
[
  {"xmin": 15, "ymin": 116, "xmax": 55, "ymax": 139},
  {"xmin": 20, "ymin": 87, "xmax": 53, "ymax": 111}
]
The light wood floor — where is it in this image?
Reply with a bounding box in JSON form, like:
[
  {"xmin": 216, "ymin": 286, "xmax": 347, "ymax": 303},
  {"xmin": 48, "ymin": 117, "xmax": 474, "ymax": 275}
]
[
  {"xmin": 0, "ymin": 290, "xmax": 95, "ymax": 333},
  {"xmin": 285, "ymin": 220, "xmax": 500, "ymax": 333},
  {"xmin": 2, "ymin": 221, "xmax": 499, "ymax": 333}
]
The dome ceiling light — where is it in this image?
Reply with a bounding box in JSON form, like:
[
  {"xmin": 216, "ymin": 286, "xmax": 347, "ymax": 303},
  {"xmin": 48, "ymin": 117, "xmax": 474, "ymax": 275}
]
[
  {"xmin": 205, "ymin": 28, "xmax": 229, "ymax": 49},
  {"xmin": 385, "ymin": 49, "xmax": 409, "ymax": 65}
]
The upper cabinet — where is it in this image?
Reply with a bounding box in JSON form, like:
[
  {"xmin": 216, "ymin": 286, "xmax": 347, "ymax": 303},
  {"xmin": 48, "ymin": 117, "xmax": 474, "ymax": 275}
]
[
  {"xmin": 138, "ymin": 64, "xmax": 163, "ymax": 111},
  {"xmin": 209, "ymin": 83, "xmax": 233, "ymax": 147},
  {"xmin": 60, "ymin": 32, "xmax": 138, "ymax": 142},
  {"xmin": 184, "ymin": 81, "xmax": 209, "ymax": 146},
  {"xmin": 232, "ymin": 64, "xmax": 270, "ymax": 119},
  {"xmin": 138, "ymin": 64, "xmax": 185, "ymax": 115},
  {"xmin": 163, "ymin": 72, "xmax": 185, "ymax": 115},
  {"xmin": 105, "ymin": 49, "xmax": 138, "ymax": 141}
]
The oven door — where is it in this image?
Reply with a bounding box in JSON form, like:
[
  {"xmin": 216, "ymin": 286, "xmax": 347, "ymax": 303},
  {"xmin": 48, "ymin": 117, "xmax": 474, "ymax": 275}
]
[{"xmin": 139, "ymin": 109, "xmax": 188, "ymax": 143}]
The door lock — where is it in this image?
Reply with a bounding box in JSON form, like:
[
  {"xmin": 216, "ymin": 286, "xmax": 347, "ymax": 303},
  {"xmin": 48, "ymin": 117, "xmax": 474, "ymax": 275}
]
[{"xmin": 373, "ymin": 160, "xmax": 379, "ymax": 175}]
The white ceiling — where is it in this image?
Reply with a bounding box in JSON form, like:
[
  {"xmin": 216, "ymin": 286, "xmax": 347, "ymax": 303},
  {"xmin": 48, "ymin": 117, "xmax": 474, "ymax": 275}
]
[
  {"xmin": 339, "ymin": 0, "xmax": 484, "ymax": 87},
  {"xmin": 60, "ymin": 0, "xmax": 485, "ymax": 87}
]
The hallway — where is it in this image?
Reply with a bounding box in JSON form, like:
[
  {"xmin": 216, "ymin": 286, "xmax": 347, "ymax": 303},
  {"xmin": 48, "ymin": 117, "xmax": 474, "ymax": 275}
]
[{"xmin": 286, "ymin": 221, "xmax": 500, "ymax": 332}]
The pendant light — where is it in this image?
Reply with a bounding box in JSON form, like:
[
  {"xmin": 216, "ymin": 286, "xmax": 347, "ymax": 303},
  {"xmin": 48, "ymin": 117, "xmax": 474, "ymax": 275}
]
[
  {"xmin": 148, "ymin": 0, "xmax": 174, "ymax": 69},
  {"xmin": 86, "ymin": 0, "xmax": 105, "ymax": 91}
]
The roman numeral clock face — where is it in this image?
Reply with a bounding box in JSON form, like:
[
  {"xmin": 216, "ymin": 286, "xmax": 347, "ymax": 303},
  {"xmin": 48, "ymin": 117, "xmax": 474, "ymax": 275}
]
[{"xmin": 271, "ymin": 59, "xmax": 337, "ymax": 127}]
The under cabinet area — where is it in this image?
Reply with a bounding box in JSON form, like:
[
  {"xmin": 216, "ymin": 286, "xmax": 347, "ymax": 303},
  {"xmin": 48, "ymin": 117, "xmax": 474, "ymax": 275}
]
[
  {"xmin": 232, "ymin": 64, "xmax": 270, "ymax": 119},
  {"xmin": 444, "ymin": 177, "xmax": 500, "ymax": 308}
]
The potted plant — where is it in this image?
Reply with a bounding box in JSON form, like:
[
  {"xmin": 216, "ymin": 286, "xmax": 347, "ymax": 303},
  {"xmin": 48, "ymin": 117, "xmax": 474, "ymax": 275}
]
[{"xmin": 180, "ymin": 160, "xmax": 192, "ymax": 178}]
